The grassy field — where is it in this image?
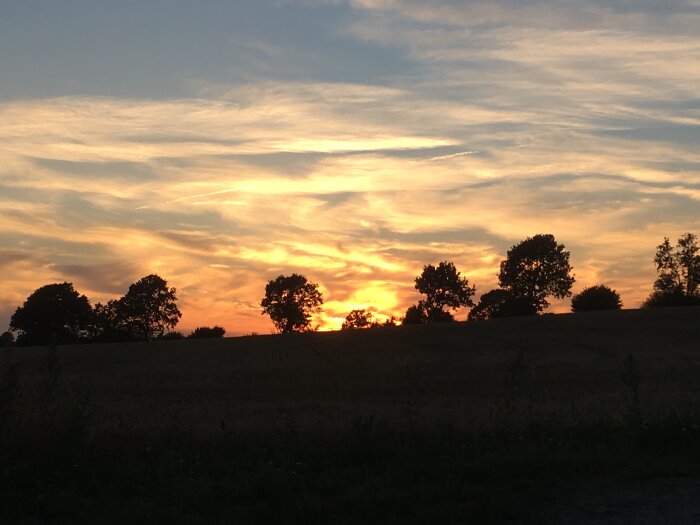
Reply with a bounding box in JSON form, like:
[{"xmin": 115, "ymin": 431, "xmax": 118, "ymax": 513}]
[{"xmin": 2, "ymin": 307, "xmax": 700, "ymax": 523}]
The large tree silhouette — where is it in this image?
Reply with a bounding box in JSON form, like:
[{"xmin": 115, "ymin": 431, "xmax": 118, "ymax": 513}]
[
  {"xmin": 261, "ymin": 274, "xmax": 323, "ymax": 333},
  {"xmin": 643, "ymin": 233, "xmax": 700, "ymax": 307},
  {"xmin": 498, "ymin": 234, "xmax": 575, "ymax": 313},
  {"xmin": 116, "ymin": 274, "xmax": 182, "ymax": 341},
  {"xmin": 10, "ymin": 282, "xmax": 93, "ymax": 346},
  {"xmin": 414, "ymin": 261, "xmax": 475, "ymax": 322}
]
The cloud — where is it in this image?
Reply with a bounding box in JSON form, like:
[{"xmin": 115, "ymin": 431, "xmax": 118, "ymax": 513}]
[
  {"xmin": 49, "ymin": 261, "xmax": 142, "ymax": 296},
  {"xmin": 1, "ymin": 2, "xmax": 699, "ymax": 333}
]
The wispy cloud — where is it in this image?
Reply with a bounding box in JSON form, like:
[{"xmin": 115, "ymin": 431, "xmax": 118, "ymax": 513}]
[{"xmin": 1, "ymin": 2, "xmax": 699, "ymax": 333}]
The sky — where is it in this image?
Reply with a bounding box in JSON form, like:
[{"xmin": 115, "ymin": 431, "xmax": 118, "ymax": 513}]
[{"xmin": 1, "ymin": 0, "xmax": 699, "ymax": 334}]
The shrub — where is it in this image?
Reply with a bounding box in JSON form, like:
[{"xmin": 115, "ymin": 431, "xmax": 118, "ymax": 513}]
[
  {"xmin": 159, "ymin": 331, "xmax": 185, "ymax": 340},
  {"xmin": 0, "ymin": 332, "xmax": 14, "ymax": 348},
  {"xmin": 188, "ymin": 326, "xmax": 226, "ymax": 339},
  {"xmin": 571, "ymin": 285, "xmax": 622, "ymax": 312}
]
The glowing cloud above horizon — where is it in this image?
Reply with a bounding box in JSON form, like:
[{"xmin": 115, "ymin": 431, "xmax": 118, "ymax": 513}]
[{"xmin": 1, "ymin": 1, "xmax": 699, "ymax": 334}]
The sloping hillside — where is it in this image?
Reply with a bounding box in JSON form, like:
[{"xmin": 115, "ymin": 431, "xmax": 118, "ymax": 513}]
[
  {"xmin": 3, "ymin": 307, "xmax": 700, "ymax": 524},
  {"xmin": 9, "ymin": 307, "xmax": 700, "ymax": 421}
]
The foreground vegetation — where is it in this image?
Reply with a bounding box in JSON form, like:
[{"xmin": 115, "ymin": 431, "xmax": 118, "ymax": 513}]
[{"xmin": 2, "ymin": 307, "xmax": 700, "ymax": 523}]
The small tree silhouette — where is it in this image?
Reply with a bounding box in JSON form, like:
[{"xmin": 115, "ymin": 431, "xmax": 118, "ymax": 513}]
[
  {"xmin": 382, "ymin": 316, "xmax": 398, "ymax": 327},
  {"xmin": 414, "ymin": 261, "xmax": 475, "ymax": 322},
  {"xmin": 261, "ymin": 274, "xmax": 323, "ymax": 333},
  {"xmin": 571, "ymin": 285, "xmax": 622, "ymax": 312},
  {"xmin": 341, "ymin": 310, "xmax": 373, "ymax": 330}
]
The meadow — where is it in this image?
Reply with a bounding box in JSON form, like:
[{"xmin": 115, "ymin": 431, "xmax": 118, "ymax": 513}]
[{"xmin": 2, "ymin": 307, "xmax": 700, "ymax": 523}]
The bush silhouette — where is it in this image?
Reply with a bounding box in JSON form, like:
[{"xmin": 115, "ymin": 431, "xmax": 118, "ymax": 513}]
[
  {"xmin": 0, "ymin": 331, "xmax": 14, "ymax": 348},
  {"xmin": 402, "ymin": 303, "xmax": 428, "ymax": 325},
  {"xmin": 159, "ymin": 331, "xmax": 185, "ymax": 340},
  {"xmin": 261, "ymin": 274, "xmax": 323, "ymax": 333},
  {"xmin": 468, "ymin": 289, "xmax": 536, "ymax": 321},
  {"xmin": 499, "ymin": 234, "xmax": 575, "ymax": 313},
  {"xmin": 342, "ymin": 310, "xmax": 373, "ymax": 330},
  {"xmin": 10, "ymin": 282, "xmax": 93, "ymax": 346},
  {"xmin": 642, "ymin": 290, "xmax": 700, "ymax": 308},
  {"xmin": 414, "ymin": 261, "xmax": 475, "ymax": 322},
  {"xmin": 571, "ymin": 285, "xmax": 622, "ymax": 312},
  {"xmin": 188, "ymin": 326, "xmax": 226, "ymax": 338}
]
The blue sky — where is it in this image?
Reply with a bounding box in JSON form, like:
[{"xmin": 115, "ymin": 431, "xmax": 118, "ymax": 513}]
[
  {"xmin": 1, "ymin": 0, "xmax": 699, "ymax": 333},
  {"xmin": 0, "ymin": 1, "xmax": 407, "ymax": 98}
]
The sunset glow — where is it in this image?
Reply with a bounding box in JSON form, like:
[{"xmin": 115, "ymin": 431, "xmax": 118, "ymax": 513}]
[{"xmin": 1, "ymin": 1, "xmax": 699, "ymax": 334}]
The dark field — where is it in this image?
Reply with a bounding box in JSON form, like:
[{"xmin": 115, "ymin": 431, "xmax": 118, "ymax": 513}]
[{"xmin": 2, "ymin": 307, "xmax": 700, "ymax": 523}]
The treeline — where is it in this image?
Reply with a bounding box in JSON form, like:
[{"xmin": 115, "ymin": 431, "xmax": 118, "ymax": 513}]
[
  {"xmin": 2, "ymin": 232, "xmax": 699, "ymax": 346},
  {"xmin": 259, "ymin": 233, "xmax": 700, "ymax": 333},
  {"xmin": 2, "ymin": 275, "xmax": 224, "ymax": 347}
]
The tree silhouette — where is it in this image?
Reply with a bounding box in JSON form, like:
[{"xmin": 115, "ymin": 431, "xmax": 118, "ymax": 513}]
[
  {"xmin": 643, "ymin": 233, "xmax": 700, "ymax": 308},
  {"xmin": 499, "ymin": 234, "xmax": 575, "ymax": 312},
  {"xmin": 92, "ymin": 299, "xmax": 132, "ymax": 342},
  {"xmin": 414, "ymin": 261, "xmax": 475, "ymax": 322},
  {"xmin": 261, "ymin": 274, "xmax": 323, "ymax": 333},
  {"xmin": 571, "ymin": 285, "xmax": 622, "ymax": 312},
  {"xmin": 468, "ymin": 289, "xmax": 536, "ymax": 321},
  {"xmin": 341, "ymin": 309, "xmax": 373, "ymax": 330},
  {"xmin": 188, "ymin": 326, "xmax": 226, "ymax": 338},
  {"xmin": 117, "ymin": 275, "xmax": 182, "ymax": 341},
  {"xmin": 9, "ymin": 282, "xmax": 93, "ymax": 346}
]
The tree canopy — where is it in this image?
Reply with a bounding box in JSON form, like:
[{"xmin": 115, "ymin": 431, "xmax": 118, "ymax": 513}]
[
  {"xmin": 261, "ymin": 274, "xmax": 323, "ymax": 333},
  {"xmin": 414, "ymin": 261, "xmax": 475, "ymax": 322},
  {"xmin": 116, "ymin": 274, "xmax": 182, "ymax": 341},
  {"xmin": 498, "ymin": 234, "xmax": 575, "ymax": 312},
  {"xmin": 571, "ymin": 285, "xmax": 622, "ymax": 312},
  {"xmin": 92, "ymin": 299, "xmax": 131, "ymax": 342},
  {"xmin": 9, "ymin": 282, "xmax": 93, "ymax": 346},
  {"xmin": 643, "ymin": 233, "xmax": 700, "ymax": 308}
]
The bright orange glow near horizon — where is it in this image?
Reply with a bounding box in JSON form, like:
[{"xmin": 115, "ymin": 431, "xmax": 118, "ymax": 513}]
[{"xmin": 1, "ymin": 2, "xmax": 699, "ymax": 335}]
